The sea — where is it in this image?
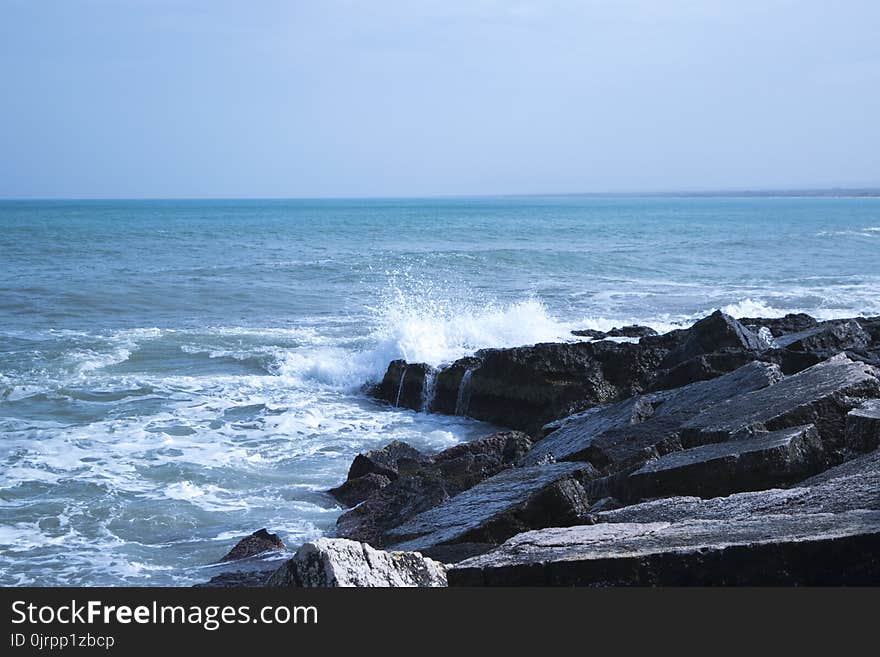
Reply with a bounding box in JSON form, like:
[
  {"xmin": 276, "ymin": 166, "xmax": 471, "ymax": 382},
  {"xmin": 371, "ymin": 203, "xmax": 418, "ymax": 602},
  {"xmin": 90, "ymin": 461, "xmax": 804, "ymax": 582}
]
[{"xmin": 1, "ymin": 195, "xmax": 878, "ymax": 585}]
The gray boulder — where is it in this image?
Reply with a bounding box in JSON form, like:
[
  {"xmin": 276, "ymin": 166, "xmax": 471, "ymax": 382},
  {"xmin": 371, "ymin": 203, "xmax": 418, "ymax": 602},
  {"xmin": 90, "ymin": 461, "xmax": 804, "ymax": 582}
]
[
  {"xmin": 846, "ymin": 400, "xmax": 880, "ymax": 453},
  {"xmin": 387, "ymin": 462, "xmax": 592, "ymax": 562},
  {"xmin": 266, "ymin": 538, "xmax": 447, "ymax": 587},
  {"xmin": 680, "ymin": 354, "xmax": 880, "ymax": 456},
  {"xmin": 524, "ymin": 361, "xmax": 782, "ymax": 471},
  {"xmin": 448, "ymin": 511, "xmax": 880, "ymax": 586},
  {"xmin": 624, "ymin": 425, "xmax": 824, "ymax": 501}
]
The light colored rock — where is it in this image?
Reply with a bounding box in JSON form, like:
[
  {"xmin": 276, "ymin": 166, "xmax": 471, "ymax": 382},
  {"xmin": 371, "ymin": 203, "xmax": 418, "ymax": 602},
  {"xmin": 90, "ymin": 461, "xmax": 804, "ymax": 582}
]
[{"xmin": 265, "ymin": 538, "xmax": 447, "ymax": 587}]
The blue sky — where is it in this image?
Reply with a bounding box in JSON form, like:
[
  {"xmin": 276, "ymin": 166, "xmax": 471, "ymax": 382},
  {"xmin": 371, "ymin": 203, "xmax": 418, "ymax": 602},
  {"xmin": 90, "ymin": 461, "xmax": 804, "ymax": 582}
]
[{"xmin": 1, "ymin": 1, "xmax": 879, "ymax": 198}]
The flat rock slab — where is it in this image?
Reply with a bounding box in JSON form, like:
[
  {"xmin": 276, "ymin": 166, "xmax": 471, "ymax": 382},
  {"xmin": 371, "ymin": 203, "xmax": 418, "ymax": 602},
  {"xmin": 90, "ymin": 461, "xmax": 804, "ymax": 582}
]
[
  {"xmin": 387, "ymin": 462, "xmax": 591, "ymax": 562},
  {"xmin": 524, "ymin": 361, "xmax": 782, "ymax": 470},
  {"xmin": 625, "ymin": 425, "xmax": 824, "ymax": 501},
  {"xmin": 681, "ymin": 354, "xmax": 880, "ymax": 451},
  {"xmin": 266, "ymin": 538, "xmax": 447, "ymax": 587},
  {"xmin": 448, "ymin": 511, "xmax": 880, "ymax": 586},
  {"xmin": 846, "ymin": 399, "xmax": 880, "ymax": 453},
  {"xmin": 596, "ymin": 447, "xmax": 880, "ymax": 525}
]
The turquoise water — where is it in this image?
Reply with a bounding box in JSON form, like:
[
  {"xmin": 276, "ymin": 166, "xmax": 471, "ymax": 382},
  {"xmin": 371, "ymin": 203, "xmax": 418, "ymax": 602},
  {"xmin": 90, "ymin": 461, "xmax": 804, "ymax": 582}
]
[{"xmin": 1, "ymin": 196, "xmax": 879, "ymax": 585}]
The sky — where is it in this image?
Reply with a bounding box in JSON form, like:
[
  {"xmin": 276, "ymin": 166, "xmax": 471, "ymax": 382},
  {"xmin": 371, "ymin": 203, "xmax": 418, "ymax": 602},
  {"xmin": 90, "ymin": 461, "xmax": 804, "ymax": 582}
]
[{"xmin": 1, "ymin": 0, "xmax": 879, "ymax": 198}]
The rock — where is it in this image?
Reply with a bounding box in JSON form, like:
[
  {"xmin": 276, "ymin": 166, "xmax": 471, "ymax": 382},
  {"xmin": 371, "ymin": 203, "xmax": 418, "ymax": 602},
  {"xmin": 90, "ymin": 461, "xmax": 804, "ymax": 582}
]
[
  {"xmin": 452, "ymin": 340, "xmax": 667, "ymax": 434},
  {"xmin": 739, "ymin": 313, "xmax": 818, "ymax": 337},
  {"xmin": 524, "ymin": 361, "xmax": 782, "ymax": 472},
  {"xmin": 195, "ymin": 566, "xmax": 280, "ymax": 588},
  {"xmin": 386, "ymin": 462, "xmax": 593, "ymax": 562},
  {"xmin": 219, "ymin": 529, "xmax": 285, "ymax": 562},
  {"xmin": 570, "ymin": 326, "xmax": 657, "ymax": 340},
  {"xmin": 680, "ymin": 354, "xmax": 880, "ymax": 458},
  {"xmin": 846, "ymin": 400, "xmax": 880, "ymax": 453},
  {"xmin": 647, "ymin": 351, "xmax": 756, "ymax": 391},
  {"xmin": 624, "ymin": 425, "xmax": 824, "ymax": 501},
  {"xmin": 429, "ymin": 357, "xmax": 482, "ymax": 415},
  {"xmin": 266, "ymin": 538, "xmax": 447, "ymax": 587},
  {"xmin": 606, "ymin": 325, "xmax": 658, "ymax": 338},
  {"xmin": 329, "ymin": 473, "xmax": 391, "ymax": 507},
  {"xmin": 447, "ymin": 511, "xmax": 880, "ymax": 586},
  {"xmin": 346, "ymin": 440, "xmax": 428, "ymax": 481},
  {"xmin": 372, "ymin": 361, "xmax": 438, "ymax": 411},
  {"xmin": 659, "ymin": 311, "xmax": 768, "ymax": 369},
  {"xmin": 334, "ymin": 431, "xmax": 532, "ymax": 546},
  {"xmin": 774, "ymin": 319, "xmax": 871, "ymax": 353},
  {"xmin": 571, "ymin": 329, "xmax": 606, "ymax": 339},
  {"xmin": 595, "ymin": 447, "xmax": 880, "ymax": 524}
]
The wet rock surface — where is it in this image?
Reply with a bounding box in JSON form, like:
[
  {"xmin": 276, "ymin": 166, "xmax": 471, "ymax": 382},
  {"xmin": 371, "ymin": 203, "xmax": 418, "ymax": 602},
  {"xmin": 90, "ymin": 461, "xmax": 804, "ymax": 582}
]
[
  {"xmin": 220, "ymin": 529, "xmax": 285, "ymax": 562},
  {"xmin": 387, "ymin": 462, "xmax": 592, "ymax": 561},
  {"xmin": 624, "ymin": 424, "xmax": 825, "ymax": 501},
  {"xmin": 287, "ymin": 311, "xmax": 880, "ymax": 586}
]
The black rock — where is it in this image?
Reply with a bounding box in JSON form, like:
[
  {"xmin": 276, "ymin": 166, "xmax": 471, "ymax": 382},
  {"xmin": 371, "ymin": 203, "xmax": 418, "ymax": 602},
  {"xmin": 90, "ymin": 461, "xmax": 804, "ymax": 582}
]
[
  {"xmin": 624, "ymin": 424, "xmax": 824, "ymax": 501},
  {"xmin": 774, "ymin": 319, "xmax": 871, "ymax": 353},
  {"xmin": 680, "ymin": 354, "xmax": 880, "ymax": 458},
  {"xmin": 606, "ymin": 325, "xmax": 658, "ymax": 338},
  {"xmin": 596, "ymin": 447, "xmax": 880, "ymax": 524},
  {"xmin": 371, "ymin": 361, "xmax": 438, "ymax": 411},
  {"xmin": 571, "ymin": 329, "xmax": 607, "ymax": 339},
  {"xmin": 524, "ymin": 361, "xmax": 783, "ymax": 472},
  {"xmin": 219, "ymin": 529, "xmax": 285, "ymax": 562},
  {"xmin": 329, "ymin": 473, "xmax": 392, "ymax": 507},
  {"xmin": 334, "ymin": 431, "xmax": 533, "ymax": 546},
  {"xmin": 846, "ymin": 400, "xmax": 880, "ymax": 453},
  {"xmin": 447, "ymin": 511, "xmax": 880, "ymax": 586},
  {"xmin": 739, "ymin": 313, "xmax": 818, "ymax": 337},
  {"xmin": 659, "ymin": 311, "xmax": 769, "ymax": 369},
  {"xmin": 387, "ymin": 462, "xmax": 593, "ymax": 562},
  {"xmin": 347, "ymin": 440, "xmax": 429, "ymax": 481}
]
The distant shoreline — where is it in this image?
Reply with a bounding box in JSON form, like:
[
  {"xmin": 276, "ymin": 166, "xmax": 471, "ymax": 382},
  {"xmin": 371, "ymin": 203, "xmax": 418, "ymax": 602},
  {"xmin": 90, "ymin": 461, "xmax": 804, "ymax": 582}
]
[{"xmin": 2, "ymin": 189, "xmax": 880, "ymax": 203}]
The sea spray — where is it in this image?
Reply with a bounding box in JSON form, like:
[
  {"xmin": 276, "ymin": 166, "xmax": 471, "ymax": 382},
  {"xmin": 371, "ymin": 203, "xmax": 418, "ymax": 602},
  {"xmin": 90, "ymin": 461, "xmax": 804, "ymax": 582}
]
[
  {"xmin": 454, "ymin": 369, "xmax": 474, "ymax": 417},
  {"xmin": 421, "ymin": 368, "xmax": 437, "ymax": 412},
  {"xmin": 394, "ymin": 365, "xmax": 407, "ymax": 407}
]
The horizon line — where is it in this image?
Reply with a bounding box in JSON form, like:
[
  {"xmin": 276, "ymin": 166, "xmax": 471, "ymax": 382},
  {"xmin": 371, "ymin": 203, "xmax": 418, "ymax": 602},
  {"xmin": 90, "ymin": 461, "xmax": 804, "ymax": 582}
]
[{"xmin": 2, "ymin": 186, "xmax": 880, "ymax": 202}]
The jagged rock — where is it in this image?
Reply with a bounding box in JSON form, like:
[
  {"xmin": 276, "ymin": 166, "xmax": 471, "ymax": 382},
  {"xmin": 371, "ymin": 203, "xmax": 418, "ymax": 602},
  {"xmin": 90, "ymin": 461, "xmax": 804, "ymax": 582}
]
[
  {"xmin": 447, "ymin": 511, "xmax": 880, "ymax": 586},
  {"xmin": 386, "ymin": 462, "xmax": 593, "ymax": 562},
  {"xmin": 219, "ymin": 529, "xmax": 285, "ymax": 562},
  {"xmin": 196, "ymin": 566, "xmax": 280, "ymax": 588},
  {"xmin": 658, "ymin": 311, "xmax": 768, "ymax": 369},
  {"xmin": 624, "ymin": 425, "xmax": 824, "ymax": 501},
  {"xmin": 455, "ymin": 340, "xmax": 667, "ymax": 434},
  {"xmin": 606, "ymin": 325, "xmax": 658, "ymax": 338},
  {"xmin": 372, "ymin": 361, "xmax": 438, "ymax": 411},
  {"xmin": 595, "ymin": 447, "xmax": 880, "ymax": 524},
  {"xmin": 571, "ymin": 328, "xmax": 606, "ymax": 339},
  {"xmin": 430, "ymin": 357, "xmax": 482, "ymax": 415},
  {"xmin": 266, "ymin": 538, "xmax": 447, "ymax": 587},
  {"xmin": 739, "ymin": 313, "xmax": 818, "ymax": 337},
  {"xmin": 774, "ymin": 319, "xmax": 870, "ymax": 353},
  {"xmin": 329, "ymin": 473, "xmax": 392, "ymax": 507},
  {"xmin": 334, "ymin": 431, "xmax": 533, "ymax": 546},
  {"xmin": 571, "ymin": 326, "xmax": 657, "ymax": 340},
  {"xmin": 846, "ymin": 400, "xmax": 880, "ymax": 453},
  {"xmin": 524, "ymin": 361, "xmax": 782, "ymax": 471},
  {"xmin": 647, "ymin": 351, "xmax": 756, "ymax": 391},
  {"xmin": 680, "ymin": 354, "xmax": 880, "ymax": 457},
  {"xmin": 346, "ymin": 440, "xmax": 428, "ymax": 481}
]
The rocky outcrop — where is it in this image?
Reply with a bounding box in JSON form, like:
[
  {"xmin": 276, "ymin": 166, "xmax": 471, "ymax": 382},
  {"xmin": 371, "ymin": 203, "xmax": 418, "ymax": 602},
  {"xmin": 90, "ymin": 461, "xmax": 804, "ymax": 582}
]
[
  {"xmin": 680, "ymin": 354, "xmax": 880, "ymax": 458},
  {"xmin": 334, "ymin": 431, "xmax": 532, "ymax": 545},
  {"xmin": 220, "ymin": 528, "xmax": 285, "ymax": 562},
  {"xmin": 593, "ymin": 447, "xmax": 880, "ymax": 524},
  {"xmin": 623, "ymin": 424, "xmax": 824, "ymax": 501},
  {"xmin": 387, "ymin": 462, "xmax": 593, "ymax": 562},
  {"xmin": 572, "ymin": 325, "xmax": 658, "ymax": 339},
  {"xmin": 373, "ymin": 361, "xmax": 438, "ymax": 411},
  {"xmin": 845, "ymin": 400, "xmax": 880, "ymax": 453},
  {"xmin": 739, "ymin": 313, "xmax": 818, "ymax": 337},
  {"xmin": 266, "ymin": 538, "xmax": 447, "ymax": 587},
  {"xmin": 447, "ymin": 511, "xmax": 880, "ymax": 586},
  {"xmin": 524, "ymin": 361, "xmax": 783, "ymax": 472}
]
